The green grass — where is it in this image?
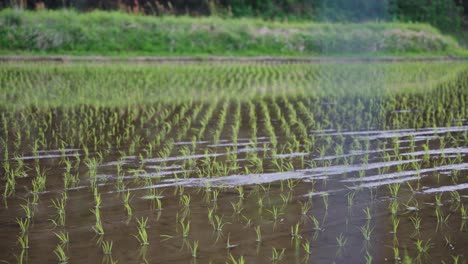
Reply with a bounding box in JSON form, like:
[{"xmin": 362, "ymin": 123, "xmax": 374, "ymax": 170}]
[{"xmin": 0, "ymin": 9, "xmax": 465, "ymax": 57}]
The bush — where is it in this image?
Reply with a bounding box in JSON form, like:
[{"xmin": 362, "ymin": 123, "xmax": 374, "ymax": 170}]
[{"xmin": 0, "ymin": 9, "xmax": 461, "ymax": 56}]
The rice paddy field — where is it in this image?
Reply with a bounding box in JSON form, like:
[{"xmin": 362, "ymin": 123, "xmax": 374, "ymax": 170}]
[{"xmin": 1, "ymin": 61, "xmax": 468, "ymax": 264}]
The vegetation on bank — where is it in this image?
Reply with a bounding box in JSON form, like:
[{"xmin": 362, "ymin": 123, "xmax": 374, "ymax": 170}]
[
  {"xmin": 2, "ymin": 0, "xmax": 465, "ymax": 34},
  {"xmin": 0, "ymin": 9, "xmax": 465, "ymax": 57}
]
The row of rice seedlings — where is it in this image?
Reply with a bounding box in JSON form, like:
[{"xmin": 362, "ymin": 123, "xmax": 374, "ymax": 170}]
[
  {"xmin": 7, "ymin": 163, "xmax": 468, "ymax": 262},
  {"xmin": 1, "ymin": 64, "xmax": 466, "ymax": 159},
  {"xmin": 1, "ymin": 62, "xmax": 467, "ymax": 263},
  {"xmin": 2, "ymin": 62, "xmax": 467, "ymax": 110},
  {"xmin": 1, "ymin": 96, "xmax": 464, "ymax": 186}
]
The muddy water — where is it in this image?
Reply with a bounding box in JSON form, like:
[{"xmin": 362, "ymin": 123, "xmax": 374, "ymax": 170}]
[{"xmin": 0, "ymin": 99, "xmax": 467, "ymax": 264}]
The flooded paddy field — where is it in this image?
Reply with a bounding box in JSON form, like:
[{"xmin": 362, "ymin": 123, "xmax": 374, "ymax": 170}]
[{"xmin": 0, "ymin": 61, "xmax": 468, "ymax": 263}]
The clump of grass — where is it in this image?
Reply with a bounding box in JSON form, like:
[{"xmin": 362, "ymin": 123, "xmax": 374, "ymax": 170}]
[
  {"xmin": 190, "ymin": 240, "xmax": 198, "ymax": 258},
  {"xmin": 211, "ymin": 215, "xmax": 229, "ymax": 232},
  {"xmin": 255, "ymin": 225, "xmax": 261, "ymax": 242},
  {"xmin": 16, "ymin": 218, "xmax": 30, "ymax": 236},
  {"xmin": 134, "ymin": 217, "xmax": 150, "ymax": 245},
  {"xmin": 359, "ymin": 224, "xmax": 374, "ymax": 241},
  {"xmin": 91, "ymin": 207, "xmax": 104, "ymax": 235},
  {"xmin": 54, "ymin": 231, "xmax": 69, "ymax": 245},
  {"xmin": 290, "ymin": 223, "xmax": 301, "ymax": 239},
  {"xmin": 50, "ymin": 194, "xmax": 67, "ymax": 227},
  {"xmin": 410, "ymin": 215, "xmax": 422, "ymax": 233},
  {"xmin": 415, "ymin": 239, "xmax": 432, "ymax": 254},
  {"xmin": 271, "ymin": 247, "xmax": 285, "ymax": 262},
  {"xmin": 229, "ymin": 254, "xmax": 245, "ymax": 264},
  {"xmin": 336, "ymin": 233, "xmax": 347, "ymax": 247},
  {"xmin": 180, "ymin": 220, "xmax": 190, "ymax": 238},
  {"xmin": 302, "ymin": 240, "xmax": 312, "ymax": 254},
  {"xmin": 54, "ymin": 244, "xmax": 69, "ymax": 263},
  {"xmin": 17, "ymin": 233, "xmax": 29, "ymax": 249},
  {"xmin": 267, "ymin": 206, "xmax": 283, "ymax": 221},
  {"xmin": 388, "ymin": 183, "xmax": 401, "ymax": 199},
  {"xmin": 123, "ymin": 190, "xmax": 133, "ymax": 216},
  {"xmin": 102, "ymin": 240, "xmax": 113, "ymax": 255},
  {"xmin": 461, "ymin": 204, "xmax": 468, "ymax": 220},
  {"xmin": 363, "ymin": 207, "xmax": 372, "ymax": 220}
]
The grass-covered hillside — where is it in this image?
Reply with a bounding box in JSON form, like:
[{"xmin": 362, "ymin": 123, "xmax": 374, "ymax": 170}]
[{"xmin": 0, "ymin": 9, "xmax": 465, "ymax": 57}]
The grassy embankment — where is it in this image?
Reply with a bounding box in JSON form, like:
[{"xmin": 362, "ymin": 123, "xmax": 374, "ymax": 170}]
[{"xmin": 0, "ymin": 9, "xmax": 466, "ymax": 58}]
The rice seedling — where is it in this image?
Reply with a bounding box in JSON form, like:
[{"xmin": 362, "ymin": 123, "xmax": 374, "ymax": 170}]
[
  {"xmin": 290, "ymin": 223, "xmax": 301, "ymax": 239},
  {"xmin": 322, "ymin": 194, "xmax": 329, "ymax": 211},
  {"xmin": 363, "ymin": 207, "xmax": 372, "ymax": 220},
  {"xmin": 91, "ymin": 207, "xmax": 105, "ymax": 235},
  {"xmin": 123, "ymin": 191, "xmax": 133, "ymax": 216},
  {"xmin": 388, "ymin": 183, "xmax": 401, "ymax": 199},
  {"xmin": 102, "ymin": 240, "xmax": 113, "ymax": 255},
  {"xmin": 230, "ymin": 201, "xmax": 244, "ymax": 215},
  {"xmin": 267, "ymin": 206, "xmax": 283, "ymax": 221},
  {"xmin": 226, "ymin": 233, "xmax": 238, "ymax": 249},
  {"xmin": 415, "ymin": 239, "xmax": 432, "ymax": 254},
  {"xmin": 212, "ymin": 189, "xmax": 220, "ymax": 202},
  {"xmin": 347, "ymin": 191, "xmax": 356, "ymax": 207},
  {"xmin": 180, "ymin": 220, "xmax": 190, "ymax": 238},
  {"xmin": 54, "ymin": 244, "xmax": 69, "ymax": 263},
  {"xmin": 31, "ymin": 171, "xmax": 47, "ymax": 194},
  {"xmin": 93, "ymin": 219, "xmax": 105, "ymax": 236},
  {"xmin": 434, "ymin": 193, "xmax": 443, "ymax": 206},
  {"xmin": 389, "ymin": 200, "xmax": 400, "ymax": 216},
  {"xmin": 435, "ymin": 207, "xmax": 450, "ymax": 224},
  {"xmin": 94, "ymin": 191, "xmax": 102, "ymax": 209},
  {"xmin": 190, "ymin": 240, "xmax": 199, "ymax": 258},
  {"xmin": 17, "ymin": 234, "xmax": 29, "ymax": 249},
  {"xmin": 134, "ymin": 217, "xmax": 150, "ymax": 245},
  {"xmin": 460, "ymin": 205, "xmax": 468, "ymax": 219},
  {"xmin": 365, "ymin": 252, "xmax": 373, "ymax": 264},
  {"xmin": 254, "ymin": 225, "xmax": 261, "ymax": 242},
  {"xmin": 50, "ymin": 194, "xmax": 67, "ymax": 227},
  {"xmin": 228, "ymin": 254, "xmax": 245, "ymax": 264},
  {"xmin": 410, "ymin": 215, "xmax": 422, "ymax": 232},
  {"xmin": 391, "ymin": 217, "xmax": 400, "ymax": 234},
  {"xmin": 154, "ymin": 197, "xmax": 163, "ymax": 211},
  {"xmin": 20, "ymin": 202, "xmax": 34, "ymax": 219},
  {"xmin": 280, "ymin": 193, "xmax": 292, "ymax": 205},
  {"xmin": 310, "ymin": 215, "xmax": 322, "ymax": 231},
  {"xmin": 450, "ymin": 191, "xmax": 461, "ymax": 203},
  {"xmin": 211, "ymin": 215, "xmax": 229, "ymax": 232},
  {"xmin": 54, "ymin": 231, "xmax": 69, "ymax": 244},
  {"xmin": 300, "ymin": 201, "xmax": 312, "ymax": 215},
  {"xmin": 359, "ymin": 224, "xmax": 373, "ymax": 241},
  {"xmin": 271, "ymin": 247, "xmax": 285, "ymax": 262},
  {"xmin": 302, "ymin": 240, "xmax": 312, "ymax": 254},
  {"xmin": 336, "ymin": 233, "xmax": 347, "ymax": 247},
  {"xmin": 235, "ymin": 186, "xmax": 244, "ymax": 199},
  {"xmin": 452, "ymin": 255, "xmax": 461, "ymax": 264},
  {"xmin": 16, "ymin": 218, "xmax": 29, "ymax": 236},
  {"xmin": 392, "ymin": 246, "xmax": 400, "ymax": 262},
  {"xmin": 180, "ymin": 194, "xmax": 191, "ymax": 209}
]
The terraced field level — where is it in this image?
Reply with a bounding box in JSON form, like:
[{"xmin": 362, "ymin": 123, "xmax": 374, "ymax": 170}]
[{"xmin": 0, "ymin": 61, "xmax": 467, "ymax": 263}]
